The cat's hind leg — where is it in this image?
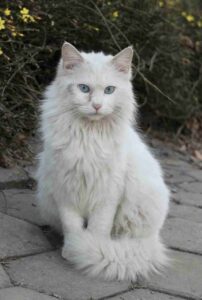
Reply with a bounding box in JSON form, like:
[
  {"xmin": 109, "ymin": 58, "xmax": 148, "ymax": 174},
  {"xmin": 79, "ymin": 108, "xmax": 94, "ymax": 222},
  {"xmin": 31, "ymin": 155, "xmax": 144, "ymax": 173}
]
[
  {"xmin": 112, "ymin": 174, "xmax": 169, "ymax": 239},
  {"xmin": 37, "ymin": 189, "xmax": 62, "ymax": 232}
]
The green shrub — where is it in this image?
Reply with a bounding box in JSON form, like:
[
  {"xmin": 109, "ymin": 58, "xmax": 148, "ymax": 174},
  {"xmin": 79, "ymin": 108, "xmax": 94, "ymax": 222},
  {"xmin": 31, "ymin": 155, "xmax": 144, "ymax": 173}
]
[{"xmin": 0, "ymin": 0, "xmax": 201, "ymax": 165}]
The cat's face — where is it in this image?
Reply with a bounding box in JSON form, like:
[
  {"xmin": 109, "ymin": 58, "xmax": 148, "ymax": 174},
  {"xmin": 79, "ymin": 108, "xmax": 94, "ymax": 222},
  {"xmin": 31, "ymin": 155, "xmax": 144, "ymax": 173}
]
[{"xmin": 57, "ymin": 43, "xmax": 134, "ymax": 122}]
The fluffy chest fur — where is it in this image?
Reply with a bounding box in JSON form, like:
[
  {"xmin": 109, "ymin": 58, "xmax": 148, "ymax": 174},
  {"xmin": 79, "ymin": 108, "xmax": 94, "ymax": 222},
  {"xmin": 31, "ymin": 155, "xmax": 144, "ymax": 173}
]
[{"xmin": 52, "ymin": 124, "xmax": 127, "ymax": 214}]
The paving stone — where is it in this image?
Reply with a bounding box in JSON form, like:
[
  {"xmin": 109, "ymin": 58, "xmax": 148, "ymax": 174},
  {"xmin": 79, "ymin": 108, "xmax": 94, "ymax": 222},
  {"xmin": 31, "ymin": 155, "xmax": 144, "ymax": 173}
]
[
  {"xmin": 169, "ymin": 202, "xmax": 202, "ymax": 223},
  {"xmin": 144, "ymin": 250, "xmax": 202, "ymax": 299},
  {"xmin": 178, "ymin": 181, "xmax": 202, "ymax": 194},
  {"xmin": 172, "ymin": 190, "xmax": 202, "ymax": 207},
  {"xmin": 162, "ymin": 218, "xmax": 202, "ymax": 254},
  {"xmin": 0, "ymin": 287, "xmax": 57, "ymax": 300},
  {"xmin": 0, "ymin": 212, "xmax": 52, "ymax": 260},
  {"xmin": 110, "ymin": 289, "xmax": 183, "ymax": 300},
  {"xmin": 164, "ymin": 169, "xmax": 194, "ymax": 185},
  {"xmin": 188, "ymin": 169, "xmax": 202, "ymax": 182},
  {"xmin": 0, "ymin": 189, "xmax": 43, "ymax": 225},
  {"xmin": 161, "ymin": 158, "xmax": 191, "ymax": 169},
  {"xmin": 24, "ymin": 164, "xmax": 37, "ymax": 180},
  {"xmin": 0, "ymin": 167, "xmax": 28, "ymax": 189},
  {"xmin": 0, "ymin": 264, "xmax": 11, "ymax": 288},
  {"xmin": 1, "ymin": 142, "xmax": 202, "ymax": 300},
  {"xmin": 6, "ymin": 251, "xmax": 129, "ymax": 300}
]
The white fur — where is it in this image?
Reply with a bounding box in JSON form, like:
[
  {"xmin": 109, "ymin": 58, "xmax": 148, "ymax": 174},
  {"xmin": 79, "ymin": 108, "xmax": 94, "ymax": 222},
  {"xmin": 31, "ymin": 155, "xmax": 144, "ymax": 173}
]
[{"xmin": 37, "ymin": 43, "xmax": 170, "ymax": 281}]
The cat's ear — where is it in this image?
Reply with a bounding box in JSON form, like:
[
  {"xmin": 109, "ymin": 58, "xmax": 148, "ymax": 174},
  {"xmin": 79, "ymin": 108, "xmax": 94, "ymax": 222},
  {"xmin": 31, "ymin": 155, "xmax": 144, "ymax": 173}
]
[
  {"xmin": 111, "ymin": 46, "xmax": 133, "ymax": 74},
  {"xmin": 62, "ymin": 42, "xmax": 83, "ymax": 70}
]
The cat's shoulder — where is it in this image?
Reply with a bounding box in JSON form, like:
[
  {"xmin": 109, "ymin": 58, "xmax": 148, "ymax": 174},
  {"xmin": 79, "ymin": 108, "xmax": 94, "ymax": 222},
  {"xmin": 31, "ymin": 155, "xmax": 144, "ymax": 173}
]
[{"xmin": 126, "ymin": 126, "xmax": 159, "ymax": 163}]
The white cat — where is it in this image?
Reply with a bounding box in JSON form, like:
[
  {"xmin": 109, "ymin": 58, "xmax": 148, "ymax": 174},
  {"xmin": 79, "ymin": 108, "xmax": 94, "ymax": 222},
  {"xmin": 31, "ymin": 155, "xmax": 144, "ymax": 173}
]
[{"xmin": 37, "ymin": 42, "xmax": 170, "ymax": 281}]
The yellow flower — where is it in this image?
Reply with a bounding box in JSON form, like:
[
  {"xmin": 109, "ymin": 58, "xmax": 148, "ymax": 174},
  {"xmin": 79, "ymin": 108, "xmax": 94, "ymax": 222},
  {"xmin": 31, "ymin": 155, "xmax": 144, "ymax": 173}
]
[
  {"xmin": 0, "ymin": 17, "xmax": 5, "ymax": 30},
  {"xmin": 11, "ymin": 32, "xmax": 17, "ymax": 37},
  {"xmin": 112, "ymin": 11, "xmax": 119, "ymax": 18},
  {"xmin": 0, "ymin": 47, "xmax": 3, "ymax": 55},
  {"xmin": 20, "ymin": 7, "xmax": 36, "ymax": 23},
  {"xmin": 22, "ymin": 16, "xmax": 28, "ymax": 23},
  {"xmin": 28, "ymin": 15, "xmax": 35, "ymax": 22},
  {"xmin": 20, "ymin": 7, "xmax": 29, "ymax": 15},
  {"xmin": 197, "ymin": 20, "xmax": 202, "ymax": 28},
  {"xmin": 21, "ymin": 13, "xmax": 35, "ymax": 23},
  {"xmin": 4, "ymin": 8, "xmax": 11, "ymax": 16},
  {"xmin": 186, "ymin": 15, "xmax": 195, "ymax": 22}
]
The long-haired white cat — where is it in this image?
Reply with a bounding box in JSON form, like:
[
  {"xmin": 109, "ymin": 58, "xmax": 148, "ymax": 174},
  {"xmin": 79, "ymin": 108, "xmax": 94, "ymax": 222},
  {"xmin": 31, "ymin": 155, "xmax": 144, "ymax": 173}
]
[{"xmin": 37, "ymin": 42, "xmax": 170, "ymax": 281}]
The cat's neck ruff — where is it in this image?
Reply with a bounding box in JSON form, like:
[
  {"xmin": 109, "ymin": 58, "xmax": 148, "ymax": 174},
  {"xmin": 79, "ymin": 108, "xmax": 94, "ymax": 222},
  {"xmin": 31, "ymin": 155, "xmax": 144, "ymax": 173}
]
[{"xmin": 70, "ymin": 109, "xmax": 130, "ymax": 135}]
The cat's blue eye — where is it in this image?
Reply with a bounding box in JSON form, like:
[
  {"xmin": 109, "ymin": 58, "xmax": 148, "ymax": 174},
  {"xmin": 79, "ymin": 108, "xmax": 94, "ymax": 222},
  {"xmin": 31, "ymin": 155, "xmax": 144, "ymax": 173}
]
[
  {"xmin": 104, "ymin": 86, "xmax": 116, "ymax": 94},
  {"xmin": 78, "ymin": 84, "xmax": 90, "ymax": 93}
]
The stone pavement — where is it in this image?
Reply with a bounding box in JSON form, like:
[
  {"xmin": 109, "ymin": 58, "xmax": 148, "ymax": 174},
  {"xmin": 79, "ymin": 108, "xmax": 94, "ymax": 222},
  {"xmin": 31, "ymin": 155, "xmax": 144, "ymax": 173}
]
[{"xmin": 0, "ymin": 140, "xmax": 202, "ymax": 300}]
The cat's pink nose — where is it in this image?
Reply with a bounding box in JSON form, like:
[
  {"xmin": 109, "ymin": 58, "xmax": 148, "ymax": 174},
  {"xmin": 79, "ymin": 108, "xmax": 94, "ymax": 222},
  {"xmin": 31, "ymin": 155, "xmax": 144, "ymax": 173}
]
[{"xmin": 93, "ymin": 103, "xmax": 102, "ymax": 111}]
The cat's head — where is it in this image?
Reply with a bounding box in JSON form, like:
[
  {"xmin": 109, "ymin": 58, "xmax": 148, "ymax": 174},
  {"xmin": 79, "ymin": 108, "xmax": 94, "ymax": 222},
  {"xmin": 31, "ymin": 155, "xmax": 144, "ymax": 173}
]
[{"xmin": 55, "ymin": 42, "xmax": 135, "ymax": 122}]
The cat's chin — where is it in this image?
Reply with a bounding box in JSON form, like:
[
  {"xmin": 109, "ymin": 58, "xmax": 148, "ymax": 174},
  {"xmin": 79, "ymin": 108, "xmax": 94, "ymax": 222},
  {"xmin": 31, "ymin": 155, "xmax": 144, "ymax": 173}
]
[{"xmin": 84, "ymin": 113, "xmax": 105, "ymax": 121}]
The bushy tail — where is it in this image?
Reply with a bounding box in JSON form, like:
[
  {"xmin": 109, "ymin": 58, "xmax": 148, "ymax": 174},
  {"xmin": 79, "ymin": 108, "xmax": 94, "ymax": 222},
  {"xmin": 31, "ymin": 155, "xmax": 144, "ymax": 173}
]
[{"xmin": 62, "ymin": 230, "xmax": 169, "ymax": 281}]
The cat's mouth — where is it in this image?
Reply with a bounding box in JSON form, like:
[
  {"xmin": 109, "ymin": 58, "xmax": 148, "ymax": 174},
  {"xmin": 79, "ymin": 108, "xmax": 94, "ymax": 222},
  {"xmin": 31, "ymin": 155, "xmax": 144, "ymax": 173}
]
[
  {"xmin": 87, "ymin": 112, "xmax": 104, "ymax": 121},
  {"xmin": 82, "ymin": 110, "xmax": 106, "ymax": 121}
]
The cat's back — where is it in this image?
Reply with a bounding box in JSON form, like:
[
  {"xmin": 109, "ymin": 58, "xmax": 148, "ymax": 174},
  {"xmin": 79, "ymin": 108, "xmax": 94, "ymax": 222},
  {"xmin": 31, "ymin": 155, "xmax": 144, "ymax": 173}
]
[{"xmin": 126, "ymin": 127, "xmax": 163, "ymax": 179}]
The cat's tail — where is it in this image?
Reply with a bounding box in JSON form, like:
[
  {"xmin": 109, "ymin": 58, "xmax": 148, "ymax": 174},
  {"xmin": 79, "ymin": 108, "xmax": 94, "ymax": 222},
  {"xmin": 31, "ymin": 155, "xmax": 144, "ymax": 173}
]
[{"xmin": 62, "ymin": 230, "xmax": 169, "ymax": 281}]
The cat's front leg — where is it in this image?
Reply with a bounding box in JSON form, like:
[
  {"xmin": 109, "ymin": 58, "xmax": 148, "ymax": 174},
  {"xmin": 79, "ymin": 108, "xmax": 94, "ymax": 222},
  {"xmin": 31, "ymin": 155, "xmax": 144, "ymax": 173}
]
[
  {"xmin": 59, "ymin": 206, "xmax": 84, "ymax": 234},
  {"xmin": 60, "ymin": 206, "xmax": 84, "ymax": 260},
  {"xmin": 86, "ymin": 171, "xmax": 125, "ymax": 237},
  {"xmin": 87, "ymin": 198, "xmax": 118, "ymax": 237}
]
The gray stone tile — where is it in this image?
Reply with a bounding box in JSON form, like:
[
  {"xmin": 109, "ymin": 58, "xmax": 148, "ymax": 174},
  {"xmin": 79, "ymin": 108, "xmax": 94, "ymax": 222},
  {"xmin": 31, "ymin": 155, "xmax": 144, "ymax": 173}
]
[
  {"xmin": 178, "ymin": 181, "xmax": 202, "ymax": 194},
  {"xmin": 172, "ymin": 190, "xmax": 202, "ymax": 207},
  {"xmin": 0, "ymin": 189, "xmax": 43, "ymax": 225},
  {"xmin": 0, "ymin": 167, "xmax": 28, "ymax": 189},
  {"xmin": 0, "ymin": 212, "xmax": 52, "ymax": 260},
  {"xmin": 24, "ymin": 164, "xmax": 37, "ymax": 180},
  {"xmin": 1, "ymin": 145, "xmax": 202, "ymax": 300},
  {"xmin": 164, "ymin": 169, "xmax": 194, "ymax": 185},
  {"xmin": 6, "ymin": 251, "xmax": 129, "ymax": 300},
  {"xmin": 161, "ymin": 158, "xmax": 191, "ymax": 169},
  {"xmin": 162, "ymin": 218, "xmax": 202, "ymax": 254},
  {"xmin": 0, "ymin": 287, "xmax": 57, "ymax": 300},
  {"xmin": 188, "ymin": 169, "xmax": 202, "ymax": 182},
  {"xmin": 0, "ymin": 264, "xmax": 11, "ymax": 288},
  {"xmin": 169, "ymin": 202, "xmax": 202, "ymax": 223},
  {"xmin": 144, "ymin": 250, "xmax": 202, "ymax": 299},
  {"xmin": 110, "ymin": 289, "xmax": 183, "ymax": 300}
]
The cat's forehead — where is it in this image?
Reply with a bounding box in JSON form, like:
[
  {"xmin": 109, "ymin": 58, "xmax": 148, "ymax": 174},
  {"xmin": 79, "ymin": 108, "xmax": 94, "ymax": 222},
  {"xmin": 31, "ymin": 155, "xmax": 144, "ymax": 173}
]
[
  {"xmin": 81, "ymin": 51, "xmax": 113, "ymax": 66},
  {"xmin": 73, "ymin": 51, "xmax": 121, "ymax": 85}
]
